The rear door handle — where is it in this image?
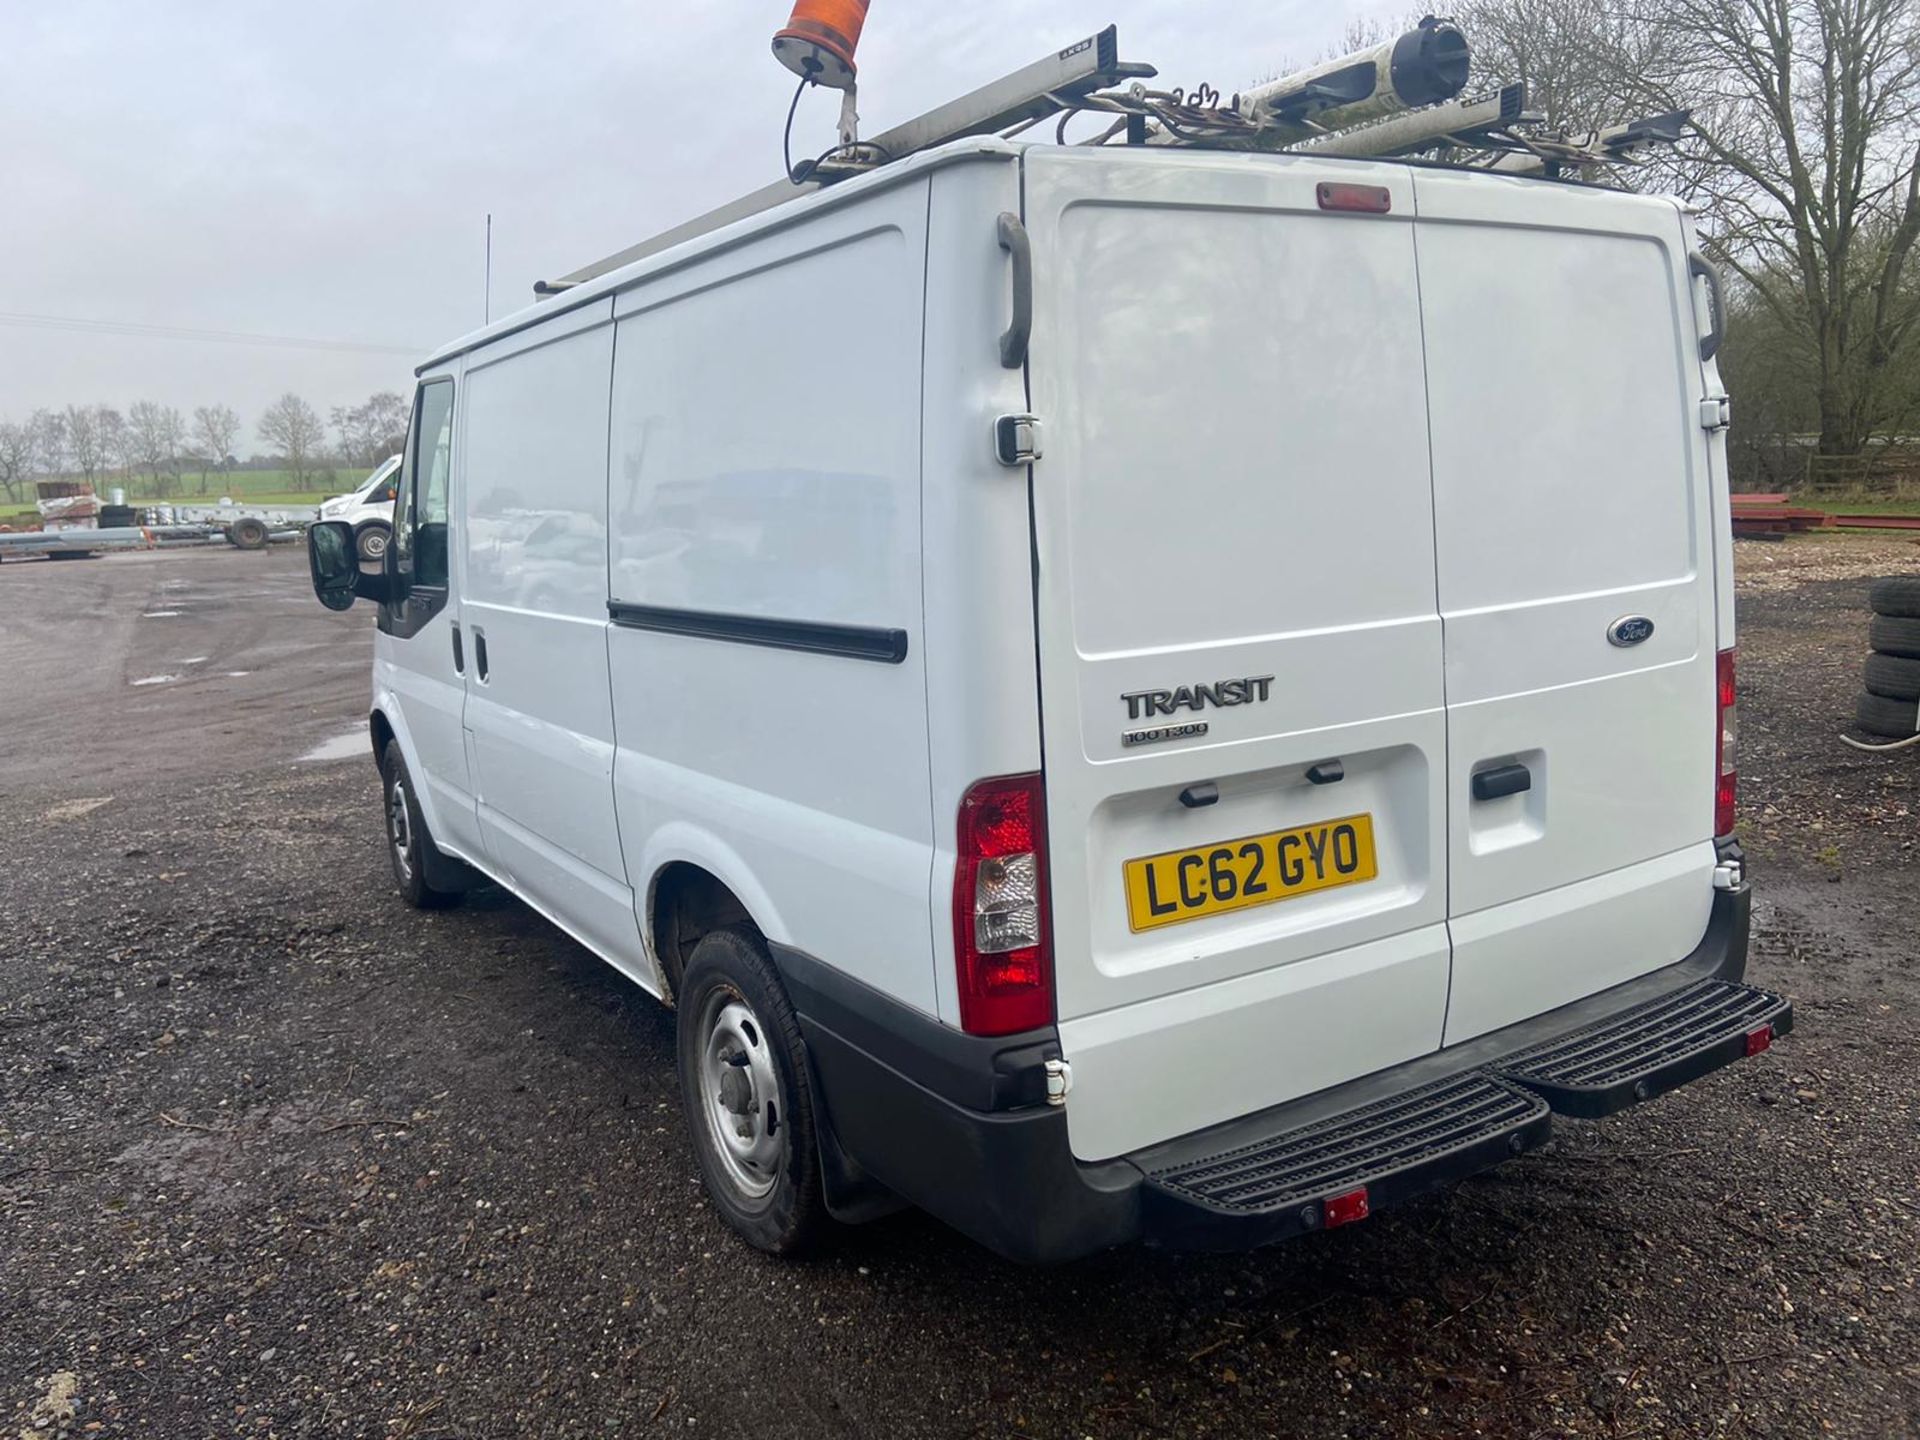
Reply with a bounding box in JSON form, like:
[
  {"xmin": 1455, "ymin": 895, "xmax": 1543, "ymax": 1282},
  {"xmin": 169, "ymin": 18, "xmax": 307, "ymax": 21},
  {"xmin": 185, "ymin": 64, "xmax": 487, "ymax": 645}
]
[
  {"xmin": 473, "ymin": 629, "xmax": 489, "ymax": 683},
  {"xmin": 1471, "ymin": 763, "xmax": 1532, "ymax": 802},
  {"xmin": 997, "ymin": 211, "xmax": 1032, "ymax": 369}
]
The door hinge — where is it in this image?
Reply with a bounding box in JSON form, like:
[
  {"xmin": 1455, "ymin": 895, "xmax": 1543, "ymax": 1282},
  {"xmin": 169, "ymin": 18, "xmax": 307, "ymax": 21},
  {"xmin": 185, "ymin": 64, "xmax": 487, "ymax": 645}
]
[
  {"xmin": 1700, "ymin": 394, "xmax": 1732, "ymax": 431},
  {"xmin": 994, "ymin": 413, "xmax": 1043, "ymax": 467},
  {"xmin": 1044, "ymin": 1057, "xmax": 1072, "ymax": 1106}
]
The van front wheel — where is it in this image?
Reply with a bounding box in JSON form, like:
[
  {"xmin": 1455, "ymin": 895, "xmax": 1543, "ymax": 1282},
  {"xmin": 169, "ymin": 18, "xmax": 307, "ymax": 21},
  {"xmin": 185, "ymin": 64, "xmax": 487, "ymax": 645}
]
[
  {"xmin": 676, "ymin": 929, "xmax": 827, "ymax": 1255},
  {"xmin": 355, "ymin": 522, "xmax": 391, "ymax": 563},
  {"xmin": 380, "ymin": 740, "xmax": 465, "ymax": 910}
]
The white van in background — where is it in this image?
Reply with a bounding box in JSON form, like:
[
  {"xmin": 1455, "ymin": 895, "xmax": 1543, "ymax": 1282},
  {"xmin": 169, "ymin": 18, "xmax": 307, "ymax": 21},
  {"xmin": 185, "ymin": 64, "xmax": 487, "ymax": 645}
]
[
  {"xmin": 306, "ymin": 131, "xmax": 1789, "ymax": 1263},
  {"xmin": 317, "ymin": 455, "xmax": 401, "ymax": 562}
]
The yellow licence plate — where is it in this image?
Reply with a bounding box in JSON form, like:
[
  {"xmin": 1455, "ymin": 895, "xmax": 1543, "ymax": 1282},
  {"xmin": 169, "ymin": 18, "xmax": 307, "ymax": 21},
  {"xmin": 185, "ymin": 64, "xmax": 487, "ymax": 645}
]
[{"xmin": 1123, "ymin": 813, "xmax": 1379, "ymax": 933}]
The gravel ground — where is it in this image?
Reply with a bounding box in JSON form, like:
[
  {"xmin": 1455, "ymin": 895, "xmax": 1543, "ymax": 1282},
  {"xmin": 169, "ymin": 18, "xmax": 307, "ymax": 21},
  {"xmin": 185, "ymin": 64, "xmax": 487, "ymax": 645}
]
[{"xmin": 3, "ymin": 542, "xmax": 1918, "ymax": 1439}]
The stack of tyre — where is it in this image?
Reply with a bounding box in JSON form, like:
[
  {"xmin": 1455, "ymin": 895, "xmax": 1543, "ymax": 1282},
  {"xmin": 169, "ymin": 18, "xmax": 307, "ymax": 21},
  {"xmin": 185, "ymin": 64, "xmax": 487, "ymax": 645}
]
[{"xmin": 1859, "ymin": 578, "xmax": 1920, "ymax": 740}]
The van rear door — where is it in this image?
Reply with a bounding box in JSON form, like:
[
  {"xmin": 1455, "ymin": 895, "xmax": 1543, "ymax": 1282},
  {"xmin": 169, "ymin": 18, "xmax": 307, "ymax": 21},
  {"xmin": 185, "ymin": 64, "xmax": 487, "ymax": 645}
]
[
  {"xmin": 1410, "ymin": 174, "xmax": 1722, "ymax": 1043},
  {"xmin": 1019, "ymin": 148, "xmax": 1449, "ymax": 1162}
]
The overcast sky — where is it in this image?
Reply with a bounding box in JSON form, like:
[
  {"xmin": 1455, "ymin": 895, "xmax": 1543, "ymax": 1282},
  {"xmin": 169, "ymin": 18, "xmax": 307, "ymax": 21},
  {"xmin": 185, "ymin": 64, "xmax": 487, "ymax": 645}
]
[{"xmin": 0, "ymin": 0, "xmax": 1395, "ymax": 455}]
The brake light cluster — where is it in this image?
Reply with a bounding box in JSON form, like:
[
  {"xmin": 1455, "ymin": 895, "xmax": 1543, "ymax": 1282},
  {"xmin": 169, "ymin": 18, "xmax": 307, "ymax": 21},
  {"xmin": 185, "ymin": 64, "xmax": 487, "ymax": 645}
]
[
  {"xmin": 1716, "ymin": 649, "xmax": 1738, "ymax": 837},
  {"xmin": 952, "ymin": 773, "xmax": 1053, "ymax": 1036}
]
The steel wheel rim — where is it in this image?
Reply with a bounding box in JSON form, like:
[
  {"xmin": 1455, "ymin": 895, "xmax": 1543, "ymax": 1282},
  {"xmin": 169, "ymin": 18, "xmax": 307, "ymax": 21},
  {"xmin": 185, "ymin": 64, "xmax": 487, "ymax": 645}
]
[
  {"xmin": 361, "ymin": 529, "xmax": 388, "ymax": 560},
  {"xmin": 695, "ymin": 988, "xmax": 784, "ymax": 1202},
  {"xmin": 388, "ymin": 777, "xmax": 414, "ymax": 883}
]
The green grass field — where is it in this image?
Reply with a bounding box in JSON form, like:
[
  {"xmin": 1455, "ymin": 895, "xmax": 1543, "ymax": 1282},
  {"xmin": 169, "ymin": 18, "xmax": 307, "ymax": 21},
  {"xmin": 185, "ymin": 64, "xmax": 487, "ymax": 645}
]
[{"xmin": 2, "ymin": 469, "xmax": 353, "ymax": 527}]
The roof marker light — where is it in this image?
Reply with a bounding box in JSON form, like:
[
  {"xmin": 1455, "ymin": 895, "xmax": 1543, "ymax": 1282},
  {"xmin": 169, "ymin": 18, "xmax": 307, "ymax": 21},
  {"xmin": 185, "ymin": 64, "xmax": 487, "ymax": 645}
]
[{"xmin": 1317, "ymin": 182, "xmax": 1392, "ymax": 214}]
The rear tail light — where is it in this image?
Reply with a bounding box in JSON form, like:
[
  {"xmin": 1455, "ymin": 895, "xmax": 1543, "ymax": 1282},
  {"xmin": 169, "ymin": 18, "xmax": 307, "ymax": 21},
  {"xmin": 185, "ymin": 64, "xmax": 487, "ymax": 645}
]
[
  {"xmin": 952, "ymin": 773, "xmax": 1053, "ymax": 1036},
  {"xmin": 1715, "ymin": 648, "xmax": 1738, "ymax": 837}
]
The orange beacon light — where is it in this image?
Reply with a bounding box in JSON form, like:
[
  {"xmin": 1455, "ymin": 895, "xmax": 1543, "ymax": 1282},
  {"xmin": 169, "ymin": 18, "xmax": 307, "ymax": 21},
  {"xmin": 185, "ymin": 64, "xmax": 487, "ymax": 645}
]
[{"xmin": 772, "ymin": 0, "xmax": 869, "ymax": 90}]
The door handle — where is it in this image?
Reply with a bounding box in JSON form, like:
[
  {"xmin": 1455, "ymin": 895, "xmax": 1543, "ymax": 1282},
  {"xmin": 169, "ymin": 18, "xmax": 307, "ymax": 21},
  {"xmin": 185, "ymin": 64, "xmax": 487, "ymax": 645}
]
[
  {"xmin": 1472, "ymin": 762, "xmax": 1532, "ymax": 802},
  {"xmin": 997, "ymin": 211, "xmax": 1032, "ymax": 369},
  {"xmin": 451, "ymin": 623, "xmax": 465, "ymax": 675},
  {"xmin": 1689, "ymin": 253, "xmax": 1725, "ymax": 362},
  {"xmin": 473, "ymin": 630, "xmax": 489, "ymax": 682}
]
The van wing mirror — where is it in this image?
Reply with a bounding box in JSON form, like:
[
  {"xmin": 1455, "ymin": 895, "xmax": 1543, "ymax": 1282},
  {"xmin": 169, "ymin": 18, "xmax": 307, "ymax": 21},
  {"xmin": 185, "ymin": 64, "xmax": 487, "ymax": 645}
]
[
  {"xmin": 308, "ymin": 521, "xmax": 360, "ymax": 610},
  {"xmin": 308, "ymin": 520, "xmax": 396, "ymax": 610}
]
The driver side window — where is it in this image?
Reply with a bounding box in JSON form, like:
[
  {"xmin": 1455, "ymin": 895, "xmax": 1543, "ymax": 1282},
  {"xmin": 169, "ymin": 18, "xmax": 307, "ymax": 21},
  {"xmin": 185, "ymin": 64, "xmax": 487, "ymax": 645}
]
[{"xmin": 392, "ymin": 381, "xmax": 455, "ymax": 590}]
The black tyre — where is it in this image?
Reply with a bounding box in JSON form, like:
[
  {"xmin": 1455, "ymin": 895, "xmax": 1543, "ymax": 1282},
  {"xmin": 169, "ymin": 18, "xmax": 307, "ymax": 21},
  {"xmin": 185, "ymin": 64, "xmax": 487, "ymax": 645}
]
[
  {"xmin": 1868, "ymin": 576, "xmax": 1920, "ymax": 618},
  {"xmin": 354, "ymin": 522, "xmax": 391, "ymax": 564},
  {"xmin": 227, "ymin": 516, "xmax": 270, "ymax": 551},
  {"xmin": 46, "ymin": 550, "xmax": 96, "ymax": 560},
  {"xmin": 1855, "ymin": 690, "xmax": 1920, "ymax": 739},
  {"xmin": 676, "ymin": 928, "xmax": 828, "ymax": 1255},
  {"xmin": 379, "ymin": 740, "xmax": 465, "ymax": 909},
  {"xmin": 1869, "ymin": 614, "xmax": 1920, "ymax": 659},
  {"xmin": 1864, "ymin": 652, "xmax": 1920, "ymax": 701}
]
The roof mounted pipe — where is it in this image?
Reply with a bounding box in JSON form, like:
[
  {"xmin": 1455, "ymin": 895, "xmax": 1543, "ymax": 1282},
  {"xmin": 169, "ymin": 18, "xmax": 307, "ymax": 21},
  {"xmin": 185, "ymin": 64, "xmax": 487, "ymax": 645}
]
[{"xmin": 1232, "ymin": 17, "xmax": 1471, "ymax": 137}]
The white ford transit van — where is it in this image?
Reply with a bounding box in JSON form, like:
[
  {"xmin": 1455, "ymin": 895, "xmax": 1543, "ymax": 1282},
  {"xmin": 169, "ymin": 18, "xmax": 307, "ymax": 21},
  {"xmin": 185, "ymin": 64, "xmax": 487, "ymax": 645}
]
[{"xmin": 307, "ymin": 128, "xmax": 1789, "ymax": 1263}]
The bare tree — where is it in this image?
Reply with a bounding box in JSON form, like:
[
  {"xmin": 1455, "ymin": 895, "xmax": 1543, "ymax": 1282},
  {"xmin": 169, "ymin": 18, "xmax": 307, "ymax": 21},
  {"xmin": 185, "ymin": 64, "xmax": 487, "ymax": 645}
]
[
  {"xmin": 258, "ymin": 392, "xmax": 325, "ymax": 488},
  {"xmin": 0, "ymin": 421, "xmax": 30, "ymax": 505},
  {"xmin": 96, "ymin": 407, "xmax": 132, "ymax": 492},
  {"xmin": 1658, "ymin": 0, "xmax": 1920, "ymax": 457},
  {"xmin": 191, "ymin": 403, "xmax": 241, "ymax": 493},
  {"xmin": 63, "ymin": 404, "xmax": 104, "ymax": 485},
  {"xmin": 158, "ymin": 406, "xmax": 187, "ymax": 494},
  {"xmin": 1454, "ymin": 0, "xmax": 1646, "ymax": 127},
  {"xmin": 26, "ymin": 409, "xmax": 67, "ymax": 482},
  {"xmin": 330, "ymin": 391, "xmax": 410, "ymax": 468},
  {"xmin": 127, "ymin": 401, "xmax": 171, "ymax": 495},
  {"xmin": 1461, "ymin": 0, "xmax": 1920, "ymax": 457}
]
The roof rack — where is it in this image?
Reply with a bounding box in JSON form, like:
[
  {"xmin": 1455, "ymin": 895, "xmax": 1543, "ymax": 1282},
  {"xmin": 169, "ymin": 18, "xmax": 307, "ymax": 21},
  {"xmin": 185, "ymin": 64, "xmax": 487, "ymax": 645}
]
[
  {"xmin": 534, "ymin": 20, "xmax": 1687, "ymax": 298},
  {"xmin": 534, "ymin": 25, "xmax": 1149, "ymax": 295}
]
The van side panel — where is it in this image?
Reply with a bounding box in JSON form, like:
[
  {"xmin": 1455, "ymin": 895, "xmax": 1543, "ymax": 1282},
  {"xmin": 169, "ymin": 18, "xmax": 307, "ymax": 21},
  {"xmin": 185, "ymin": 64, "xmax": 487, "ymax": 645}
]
[
  {"xmin": 459, "ymin": 303, "xmax": 652, "ymax": 981},
  {"xmin": 606, "ymin": 181, "xmax": 939, "ymax": 1012},
  {"xmin": 918, "ymin": 159, "xmax": 1045, "ymax": 1026}
]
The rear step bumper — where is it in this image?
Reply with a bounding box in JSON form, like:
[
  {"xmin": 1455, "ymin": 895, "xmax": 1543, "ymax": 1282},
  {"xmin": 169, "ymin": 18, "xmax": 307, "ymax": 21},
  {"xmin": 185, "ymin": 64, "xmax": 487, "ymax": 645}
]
[
  {"xmin": 782, "ymin": 884, "xmax": 1781, "ymax": 1264},
  {"xmin": 1140, "ymin": 1073, "xmax": 1552, "ymax": 1251},
  {"xmin": 1493, "ymin": 978, "xmax": 1791, "ymax": 1118},
  {"xmin": 1136, "ymin": 969, "xmax": 1786, "ymax": 1253}
]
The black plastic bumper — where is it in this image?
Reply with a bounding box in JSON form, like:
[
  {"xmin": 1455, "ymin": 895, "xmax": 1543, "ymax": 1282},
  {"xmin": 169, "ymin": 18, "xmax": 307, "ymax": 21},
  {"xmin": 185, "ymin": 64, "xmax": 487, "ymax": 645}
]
[{"xmin": 773, "ymin": 883, "xmax": 1770, "ymax": 1265}]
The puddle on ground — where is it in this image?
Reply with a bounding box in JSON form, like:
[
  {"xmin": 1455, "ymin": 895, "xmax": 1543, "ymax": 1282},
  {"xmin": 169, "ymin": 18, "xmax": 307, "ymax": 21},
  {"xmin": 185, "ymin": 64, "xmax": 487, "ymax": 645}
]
[
  {"xmin": 299, "ymin": 729, "xmax": 366, "ymax": 763},
  {"xmin": 225, "ymin": 670, "xmax": 251, "ymax": 678},
  {"xmin": 141, "ymin": 610, "xmax": 183, "ymax": 618},
  {"xmin": 42, "ymin": 797, "xmax": 112, "ymax": 822},
  {"xmin": 179, "ymin": 656, "xmax": 208, "ymax": 665},
  {"xmin": 130, "ymin": 675, "xmax": 178, "ymax": 686}
]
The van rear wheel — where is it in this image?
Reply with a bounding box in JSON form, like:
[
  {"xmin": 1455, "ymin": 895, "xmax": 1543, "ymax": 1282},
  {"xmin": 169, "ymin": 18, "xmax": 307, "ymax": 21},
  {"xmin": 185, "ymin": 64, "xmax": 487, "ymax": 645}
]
[{"xmin": 676, "ymin": 929, "xmax": 827, "ymax": 1255}]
